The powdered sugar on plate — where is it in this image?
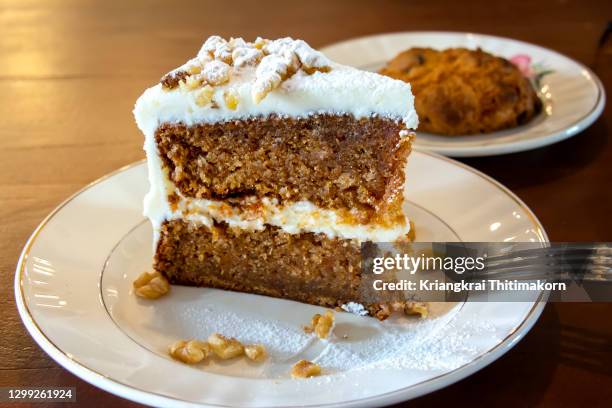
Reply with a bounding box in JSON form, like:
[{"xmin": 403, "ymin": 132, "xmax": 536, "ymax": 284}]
[
  {"xmin": 119, "ymin": 284, "xmax": 497, "ymax": 377},
  {"xmin": 316, "ymin": 308, "xmax": 499, "ymax": 373},
  {"xmin": 104, "ymin": 223, "xmax": 509, "ymax": 381},
  {"xmin": 173, "ymin": 304, "xmax": 313, "ymax": 361}
]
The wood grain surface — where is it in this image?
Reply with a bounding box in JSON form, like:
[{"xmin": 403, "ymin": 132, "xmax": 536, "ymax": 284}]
[{"xmin": 1, "ymin": 0, "xmax": 611, "ymax": 407}]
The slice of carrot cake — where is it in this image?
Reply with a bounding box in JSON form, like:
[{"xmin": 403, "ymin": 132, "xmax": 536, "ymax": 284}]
[{"xmin": 133, "ymin": 36, "xmax": 418, "ymax": 319}]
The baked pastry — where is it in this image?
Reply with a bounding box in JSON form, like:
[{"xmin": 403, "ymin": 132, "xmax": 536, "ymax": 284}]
[
  {"xmin": 133, "ymin": 36, "xmax": 418, "ymax": 319},
  {"xmin": 379, "ymin": 47, "xmax": 542, "ymax": 135}
]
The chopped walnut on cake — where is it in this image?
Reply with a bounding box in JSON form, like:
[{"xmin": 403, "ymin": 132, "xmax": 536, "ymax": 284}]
[{"xmin": 159, "ymin": 35, "xmax": 332, "ymax": 104}]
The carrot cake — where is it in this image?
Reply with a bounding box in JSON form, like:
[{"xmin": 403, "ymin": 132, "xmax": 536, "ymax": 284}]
[{"xmin": 133, "ymin": 36, "xmax": 418, "ymax": 319}]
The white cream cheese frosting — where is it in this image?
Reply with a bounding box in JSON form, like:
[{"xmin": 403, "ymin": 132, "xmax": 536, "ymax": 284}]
[
  {"xmin": 134, "ymin": 36, "xmax": 417, "ymax": 244},
  {"xmin": 135, "ymin": 36, "xmax": 417, "ymax": 136},
  {"xmin": 135, "ymin": 66, "xmax": 418, "ymax": 134}
]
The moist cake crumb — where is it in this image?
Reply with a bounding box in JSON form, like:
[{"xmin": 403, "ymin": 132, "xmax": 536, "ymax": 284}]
[
  {"xmin": 155, "ymin": 115, "xmax": 411, "ymax": 225},
  {"xmin": 155, "ymin": 219, "xmax": 409, "ymax": 320}
]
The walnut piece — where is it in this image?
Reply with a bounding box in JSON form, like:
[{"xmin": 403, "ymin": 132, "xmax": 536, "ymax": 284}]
[
  {"xmin": 202, "ymin": 60, "xmax": 231, "ymax": 86},
  {"xmin": 163, "ymin": 36, "xmax": 334, "ymax": 94},
  {"xmin": 253, "ymin": 37, "xmax": 268, "ymax": 50},
  {"xmin": 292, "ymin": 39, "xmax": 331, "ymax": 70},
  {"xmin": 232, "ymin": 46, "xmax": 263, "ymax": 67},
  {"xmin": 315, "ymin": 310, "xmax": 335, "ymax": 339},
  {"xmin": 161, "ymin": 70, "xmax": 188, "ymax": 90},
  {"xmin": 195, "ymin": 85, "xmax": 215, "ymax": 107},
  {"xmin": 251, "ymin": 52, "xmax": 299, "ymax": 104},
  {"xmin": 186, "ymin": 64, "xmax": 202, "ymax": 75},
  {"xmin": 208, "ymin": 333, "xmax": 244, "ymax": 359},
  {"xmin": 214, "ymin": 42, "xmax": 233, "ymax": 64},
  {"xmin": 179, "ymin": 75, "xmax": 202, "ymax": 91},
  {"xmin": 168, "ymin": 340, "xmax": 211, "ymax": 364},
  {"xmin": 374, "ymin": 301, "xmax": 428, "ymax": 320},
  {"xmin": 223, "ymin": 88, "xmax": 240, "ymax": 110},
  {"xmin": 291, "ymin": 360, "xmax": 321, "ymax": 378},
  {"xmin": 404, "ymin": 301, "xmax": 428, "ymax": 318},
  {"xmin": 244, "ymin": 344, "xmax": 267, "ymax": 362},
  {"xmin": 199, "ymin": 35, "xmax": 228, "ymax": 58},
  {"xmin": 304, "ymin": 310, "xmax": 335, "ymax": 339},
  {"xmin": 302, "ymin": 66, "xmax": 332, "ymax": 75},
  {"xmin": 133, "ymin": 271, "xmax": 170, "ymax": 299}
]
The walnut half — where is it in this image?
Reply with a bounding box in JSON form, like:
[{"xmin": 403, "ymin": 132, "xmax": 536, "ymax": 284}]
[
  {"xmin": 244, "ymin": 344, "xmax": 267, "ymax": 362},
  {"xmin": 304, "ymin": 310, "xmax": 335, "ymax": 339},
  {"xmin": 133, "ymin": 271, "xmax": 170, "ymax": 299},
  {"xmin": 168, "ymin": 340, "xmax": 211, "ymax": 364},
  {"xmin": 208, "ymin": 333, "xmax": 244, "ymax": 359}
]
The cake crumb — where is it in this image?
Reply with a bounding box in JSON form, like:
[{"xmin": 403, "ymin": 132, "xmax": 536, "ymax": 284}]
[
  {"xmin": 375, "ymin": 304, "xmax": 393, "ymax": 320},
  {"xmin": 407, "ymin": 220, "xmax": 416, "ymax": 242},
  {"xmin": 291, "ymin": 360, "xmax": 321, "ymax": 378},
  {"xmin": 133, "ymin": 271, "xmax": 170, "ymax": 299}
]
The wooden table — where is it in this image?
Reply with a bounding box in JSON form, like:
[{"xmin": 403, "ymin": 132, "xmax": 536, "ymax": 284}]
[{"xmin": 1, "ymin": 0, "xmax": 610, "ymax": 406}]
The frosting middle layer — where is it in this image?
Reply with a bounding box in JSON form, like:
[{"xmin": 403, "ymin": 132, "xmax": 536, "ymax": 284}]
[{"xmin": 162, "ymin": 193, "xmax": 410, "ymax": 242}]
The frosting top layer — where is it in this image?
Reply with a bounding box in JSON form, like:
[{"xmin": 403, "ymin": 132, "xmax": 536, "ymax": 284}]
[{"xmin": 134, "ymin": 36, "xmax": 418, "ymax": 134}]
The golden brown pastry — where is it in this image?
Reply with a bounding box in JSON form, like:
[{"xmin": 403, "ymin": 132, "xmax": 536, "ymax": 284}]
[{"xmin": 380, "ymin": 47, "xmax": 542, "ymax": 135}]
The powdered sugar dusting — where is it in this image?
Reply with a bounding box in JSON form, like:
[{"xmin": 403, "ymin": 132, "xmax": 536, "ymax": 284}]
[
  {"xmin": 201, "ymin": 60, "xmax": 231, "ymax": 86},
  {"xmin": 155, "ymin": 292, "xmax": 497, "ymax": 376},
  {"xmin": 232, "ymin": 46, "xmax": 263, "ymax": 67},
  {"xmin": 171, "ymin": 302, "xmax": 312, "ymax": 360},
  {"xmin": 316, "ymin": 309, "xmax": 500, "ymax": 373},
  {"xmin": 252, "ymin": 52, "xmax": 298, "ymax": 103},
  {"xmin": 199, "ymin": 35, "xmax": 228, "ymax": 58},
  {"xmin": 341, "ymin": 302, "xmax": 369, "ymax": 316},
  {"xmin": 192, "ymin": 36, "xmax": 333, "ymax": 104},
  {"xmin": 262, "ymin": 38, "xmax": 331, "ymax": 69},
  {"xmin": 136, "ymin": 35, "xmax": 419, "ymax": 142}
]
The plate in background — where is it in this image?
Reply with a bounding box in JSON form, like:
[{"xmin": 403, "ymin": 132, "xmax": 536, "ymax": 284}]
[
  {"xmin": 321, "ymin": 32, "xmax": 605, "ymax": 157},
  {"xmin": 16, "ymin": 153, "xmax": 547, "ymax": 407}
]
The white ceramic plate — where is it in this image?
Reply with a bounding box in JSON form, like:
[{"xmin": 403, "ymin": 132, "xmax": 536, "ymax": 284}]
[
  {"xmin": 321, "ymin": 32, "xmax": 605, "ymax": 157},
  {"xmin": 16, "ymin": 151, "xmax": 548, "ymax": 407}
]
